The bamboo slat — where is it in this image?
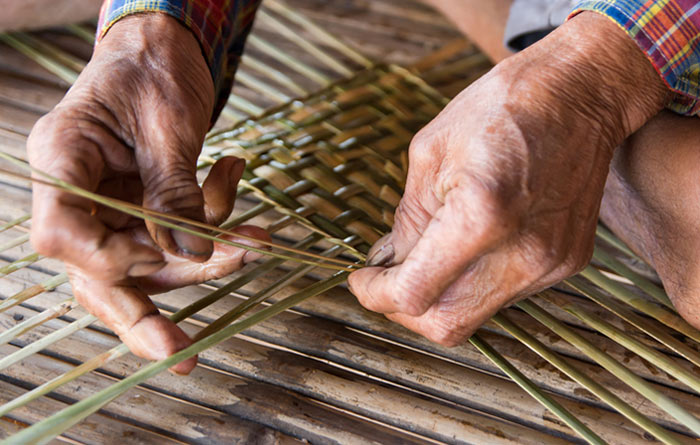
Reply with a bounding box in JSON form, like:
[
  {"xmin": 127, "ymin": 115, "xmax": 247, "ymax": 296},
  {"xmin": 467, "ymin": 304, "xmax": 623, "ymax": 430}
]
[{"xmin": 1, "ymin": 1, "xmax": 700, "ymax": 443}]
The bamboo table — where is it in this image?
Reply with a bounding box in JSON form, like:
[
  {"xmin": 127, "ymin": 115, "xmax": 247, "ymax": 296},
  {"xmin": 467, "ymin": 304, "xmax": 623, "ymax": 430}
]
[{"xmin": 1, "ymin": 1, "xmax": 699, "ymax": 444}]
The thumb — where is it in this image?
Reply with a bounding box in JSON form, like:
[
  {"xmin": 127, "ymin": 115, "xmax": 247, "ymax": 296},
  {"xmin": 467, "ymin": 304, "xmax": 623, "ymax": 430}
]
[
  {"xmin": 140, "ymin": 153, "xmax": 212, "ymax": 262},
  {"xmin": 365, "ymin": 169, "xmax": 437, "ymax": 267},
  {"xmin": 351, "ymin": 186, "xmax": 506, "ymax": 316}
]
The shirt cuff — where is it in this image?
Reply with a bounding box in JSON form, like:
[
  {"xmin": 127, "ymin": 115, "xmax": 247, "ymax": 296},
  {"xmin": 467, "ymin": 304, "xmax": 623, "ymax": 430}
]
[
  {"xmin": 97, "ymin": 0, "xmax": 260, "ymax": 123},
  {"xmin": 569, "ymin": 1, "xmax": 700, "ymax": 116}
]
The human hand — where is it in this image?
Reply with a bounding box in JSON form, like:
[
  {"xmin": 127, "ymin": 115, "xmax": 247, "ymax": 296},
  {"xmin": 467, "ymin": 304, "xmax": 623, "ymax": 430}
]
[
  {"xmin": 349, "ymin": 12, "xmax": 668, "ymax": 346},
  {"xmin": 27, "ymin": 14, "xmax": 268, "ymax": 374}
]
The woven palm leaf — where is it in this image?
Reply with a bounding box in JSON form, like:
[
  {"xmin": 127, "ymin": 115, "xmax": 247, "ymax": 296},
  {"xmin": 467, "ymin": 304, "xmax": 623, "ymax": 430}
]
[{"xmin": 0, "ymin": 1, "xmax": 699, "ymax": 444}]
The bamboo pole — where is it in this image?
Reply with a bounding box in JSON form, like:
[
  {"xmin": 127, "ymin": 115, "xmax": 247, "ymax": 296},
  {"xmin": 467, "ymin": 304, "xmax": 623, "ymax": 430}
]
[
  {"xmin": 492, "ymin": 312, "xmax": 682, "ymax": 445},
  {"xmin": 469, "ymin": 333, "xmax": 606, "ymax": 445},
  {"xmin": 0, "ymin": 273, "xmax": 68, "ymax": 313},
  {"xmin": 579, "ymin": 267, "xmax": 700, "ymax": 344},
  {"xmin": 519, "ymin": 299, "xmax": 700, "ymax": 436},
  {"xmin": 3, "ymin": 273, "xmax": 350, "ymax": 445}
]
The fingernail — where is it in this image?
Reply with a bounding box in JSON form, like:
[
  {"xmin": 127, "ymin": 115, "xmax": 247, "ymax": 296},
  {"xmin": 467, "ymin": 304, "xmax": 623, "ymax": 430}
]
[
  {"xmin": 242, "ymin": 249, "xmax": 264, "ymax": 264},
  {"xmin": 171, "ymin": 224, "xmax": 213, "ymax": 259},
  {"xmin": 366, "ymin": 233, "xmax": 394, "ymax": 267},
  {"xmin": 128, "ymin": 261, "xmax": 166, "ymax": 277}
]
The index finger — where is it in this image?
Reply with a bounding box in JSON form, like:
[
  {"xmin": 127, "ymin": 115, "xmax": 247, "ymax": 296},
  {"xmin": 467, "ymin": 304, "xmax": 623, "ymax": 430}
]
[
  {"xmin": 27, "ymin": 116, "xmax": 164, "ymax": 279},
  {"xmin": 349, "ymin": 185, "xmax": 510, "ymax": 316},
  {"xmin": 68, "ymin": 266, "xmax": 197, "ymax": 374}
]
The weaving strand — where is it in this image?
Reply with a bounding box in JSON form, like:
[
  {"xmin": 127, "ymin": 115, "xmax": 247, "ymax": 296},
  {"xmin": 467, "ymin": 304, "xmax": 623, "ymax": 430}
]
[{"xmin": 0, "ymin": 2, "xmax": 699, "ymax": 443}]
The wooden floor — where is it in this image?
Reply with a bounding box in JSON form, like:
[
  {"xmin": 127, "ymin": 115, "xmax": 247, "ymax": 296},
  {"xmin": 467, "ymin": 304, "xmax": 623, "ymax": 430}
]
[{"xmin": 1, "ymin": 1, "xmax": 699, "ymax": 444}]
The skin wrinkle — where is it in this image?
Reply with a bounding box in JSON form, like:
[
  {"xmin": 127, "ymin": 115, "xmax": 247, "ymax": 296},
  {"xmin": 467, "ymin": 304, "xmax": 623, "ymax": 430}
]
[
  {"xmin": 24, "ymin": 13, "xmax": 267, "ymax": 374},
  {"xmin": 349, "ymin": 12, "xmax": 669, "ymax": 346}
]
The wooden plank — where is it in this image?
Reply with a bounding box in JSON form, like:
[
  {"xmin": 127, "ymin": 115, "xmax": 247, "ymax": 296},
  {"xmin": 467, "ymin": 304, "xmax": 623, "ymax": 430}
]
[
  {"xmin": 2, "ymin": 202, "xmax": 696, "ymax": 440},
  {"xmin": 0, "ymin": 309, "xmax": 433, "ymax": 444},
  {"xmin": 0, "ymin": 417, "xmax": 69, "ymax": 444},
  {"xmin": 2, "ymin": 262, "xmax": 693, "ymax": 444},
  {"xmin": 1, "ymin": 343, "xmax": 311, "ymax": 445},
  {"xmin": 0, "ymin": 72, "xmax": 65, "ymax": 114},
  {"xmin": 0, "ymin": 379, "xmax": 185, "ymax": 444}
]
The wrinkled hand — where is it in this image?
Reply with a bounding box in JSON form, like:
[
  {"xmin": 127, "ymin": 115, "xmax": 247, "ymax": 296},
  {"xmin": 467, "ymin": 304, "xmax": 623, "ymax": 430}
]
[
  {"xmin": 27, "ymin": 14, "xmax": 268, "ymax": 374},
  {"xmin": 349, "ymin": 12, "xmax": 667, "ymax": 346}
]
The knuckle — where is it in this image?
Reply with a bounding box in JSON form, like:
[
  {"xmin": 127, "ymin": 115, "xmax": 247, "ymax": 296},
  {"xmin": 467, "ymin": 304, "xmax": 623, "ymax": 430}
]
[
  {"xmin": 394, "ymin": 195, "xmax": 430, "ymax": 235},
  {"xmin": 424, "ymin": 324, "xmax": 465, "ymax": 347},
  {"xmin": 391, "ymin": 277, "xmax": 430, "ymax": 316},
  {"xmin": 144, "ymin": 165, "xmax": 203, "ymax": 213},
  {"xmin": 408, "ymin": 130, "xmax": 433, "ymax": 165},
  {"xmin": 31, "ymin": 228, "xmax": 59, "ymax": 257}
]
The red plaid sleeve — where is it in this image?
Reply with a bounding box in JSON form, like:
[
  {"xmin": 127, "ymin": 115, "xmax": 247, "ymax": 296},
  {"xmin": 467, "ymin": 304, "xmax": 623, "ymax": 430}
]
[
  {"xmin": 570, "ymin": 0, "xmax": 700, "ymax": 116},
  {"xmin": 97, "ymin": 0, "xmax": 261, "ymax": 121}
]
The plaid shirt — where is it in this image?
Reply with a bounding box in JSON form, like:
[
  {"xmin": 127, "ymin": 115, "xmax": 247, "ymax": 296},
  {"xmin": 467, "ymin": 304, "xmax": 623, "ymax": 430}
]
[
  {"xmin": 98, "ymin": 1, "xmax": 700, "ymax": 118},
  {"xmin": 571, "ymin": 0, "xmax": 700, "ymax": 116},
  {"xmin": 97, "ymin": 0, "xmax": 261, "ymax": 121}
]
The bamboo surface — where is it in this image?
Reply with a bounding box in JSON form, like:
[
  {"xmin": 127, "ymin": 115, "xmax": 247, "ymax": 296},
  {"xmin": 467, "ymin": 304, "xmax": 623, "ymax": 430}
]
[{"xmin": 1, "ymin": 1, "xmax": 700, "ymax": 444}]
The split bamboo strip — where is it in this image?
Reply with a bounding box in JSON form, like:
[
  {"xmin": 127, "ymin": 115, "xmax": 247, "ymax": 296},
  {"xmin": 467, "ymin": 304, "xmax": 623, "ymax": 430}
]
[
  {"xmin": 0, "ymin": 215, "xmax": 30, "ymax": 234},
  {"xmin": 0, "ymin": 159, "xmax": 360, "ymax": 271},
  {"xmin": 10, "ymin": 33, "xmax": 86, "ymax": 73},
  {"xmin": 256, "ymin": 10, "xmax": 355, "ymax": 77},
  {"xmin": 596, "ymin": 225, "xmax": 638, "ymax": 259},
  {"xmin": 194, "ymin": 236, "xmax": 359, "ymax": 341},
  {"xmin": 266, "ymin": 0, "xmax": 374, "ymax": 68},
  {"xmin": 593, "ymin": 247, "xmax": 671, "ymax": 308},
  {"xmin": 0, "ymin": 273, "xmax": 68, "ymax": 313},
  {"xmin": 0, "ymin": 234, "xmax": 29, "ymax": 254},
  {"xmin": 241, "ymin": 54, "xmax": 309, "ymax": 96},
  {"xmin": 519, "ymin": 299, "xmax": 700, "ymax": 436},
  {"xmin": 0, "ymin": 34, "xmax": 78, "ymax": 83},
  {"xmin": 563, "ymin": 303, "xmax": 700, "ymax": 396},
  {"xmin": 0, "ymin": 273, "xmax": 67, "ymax": 313},
  {"xmin": 227, "ymin": 95, "xmax": 266, "ymax": 117},
  {"xmin": 219, "ymin": 105, "xmax": 248, "ymax": 123},
  {"xmin": 66, "ymin": 24, "xmax": 95, "ymax": 44},
  {"xmin": 0, "ymin": 234, "xmax": 325, "ymax": 418},
  {"xmin": 579, "ymin": 267, "xmax": 700, "ymax": 343},
  {"xmin": 246, "ymin": 35, "xmax": 331, "ymax": 85},
  {"xmin": 3, "ymin": 272, "xmax": 350, "ymax": 445},
  {"xmin": 469, "ymin": 333, "xmax": 606, "ymax": 445},
  {"xmin": 0, "ymin": 314, "xmax": 97, "ymax": 373},
  {"xmin": 564, "ymin": 277, "xmax": 700, "ymax": 369},
  {"xmin": 491, "ymin": 312, "xmax": 682, "ymax": 445},
  {"xmin": 5, "ymin": 16, "xmax": 692, "ymax": 442},
  {"xmin": 234, "ymin": 69, "xmax": 292, "ymax": 103},
  {"xmin": 0, "ymin": 297, "xmax": 77, "ymax": 347},
  {"xmin": 0, "ymin": 253, "xmax": 41, "ymax": 279}
]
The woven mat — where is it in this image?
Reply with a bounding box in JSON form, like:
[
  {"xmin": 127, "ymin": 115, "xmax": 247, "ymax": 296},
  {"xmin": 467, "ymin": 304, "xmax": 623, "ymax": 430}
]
[{"xmin": 1, "ymin": 2, "xmax": 699, "ymax": 444}]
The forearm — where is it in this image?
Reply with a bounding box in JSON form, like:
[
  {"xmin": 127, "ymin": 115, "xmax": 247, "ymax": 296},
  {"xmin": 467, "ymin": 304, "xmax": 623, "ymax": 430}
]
[
  {"xmin": 496, "ymin": 11, "xmax": 667, "ymax": 154},
  {"xmin": 0, "ymin": 0, "xmax": 100, "ymax": 32}
]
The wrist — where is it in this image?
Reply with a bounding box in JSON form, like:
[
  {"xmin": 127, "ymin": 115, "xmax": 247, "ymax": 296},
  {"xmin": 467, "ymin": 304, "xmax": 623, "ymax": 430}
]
[
  {"xmin": 499, "ymin": 11, "xmax": 667, "ymax": 149},
  {"xmin": 95, "ymin": 13, "xmax": 215, "ymax": 116}
]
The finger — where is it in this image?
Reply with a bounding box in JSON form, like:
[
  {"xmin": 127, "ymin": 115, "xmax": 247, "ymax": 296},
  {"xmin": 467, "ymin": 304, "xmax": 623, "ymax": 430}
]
[
  {"xmin": 68, "ymin": 267, "xmax": 197, "ymax": 374},
  {"xmin": 365, "ymin": 150, "xmax": 437, "ymax": 267},
  {"xmin": 136, "ymin": 225, "xmax": 271, "ymax": 293},
  {"xmin": 138, "ymin": 146, "xmax": 212, "ymax": 263},
  {"xmin": 350, "ymin": 185, "xmax": 511, "ymax": 316},
  {"xmin": 27, "ymin": 117, "xmax": 165, "ymax": 280},
  {"xmin": 94, "ymin": 175, "xmax": 144, "ymax": 230},
  {"xmin": 202, "ymin": 157, "xmax": 245, "ymax": 226},
  {"xmin": 384, "ymin": 267, "xmax": 503, "ymax": 347},
  {"xmin": 385, "ymin": 242, "xmax": 551, "ymax": 346}
]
